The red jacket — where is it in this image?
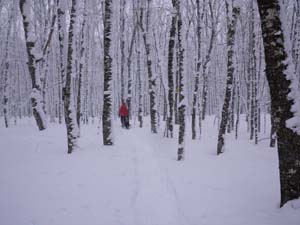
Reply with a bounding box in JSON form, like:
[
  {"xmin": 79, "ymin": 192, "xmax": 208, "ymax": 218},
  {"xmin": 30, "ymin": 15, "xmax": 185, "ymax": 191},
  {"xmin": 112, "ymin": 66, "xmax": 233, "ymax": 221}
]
[{"xmin": 119, "ymin": 103, "xmax": 128, "ymax": 117}]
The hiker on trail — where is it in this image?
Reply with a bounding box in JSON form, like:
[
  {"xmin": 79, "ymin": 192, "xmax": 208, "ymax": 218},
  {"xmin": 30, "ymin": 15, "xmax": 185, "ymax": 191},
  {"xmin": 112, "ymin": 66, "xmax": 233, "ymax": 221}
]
[{"xmin": 119, "ymin": 100, "xmax": 129, "ymax": 129}]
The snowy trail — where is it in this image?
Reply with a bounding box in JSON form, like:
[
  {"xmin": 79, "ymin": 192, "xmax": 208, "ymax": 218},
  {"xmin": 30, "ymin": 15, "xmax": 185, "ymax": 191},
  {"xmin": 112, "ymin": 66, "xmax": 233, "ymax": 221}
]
[
  {"xmin": 1, "ymin": 119, "xmax": 300, "ymax": 225},
  {"xmin": 122, "ymin": 129, "xmax": 186, "ymax": 225}
]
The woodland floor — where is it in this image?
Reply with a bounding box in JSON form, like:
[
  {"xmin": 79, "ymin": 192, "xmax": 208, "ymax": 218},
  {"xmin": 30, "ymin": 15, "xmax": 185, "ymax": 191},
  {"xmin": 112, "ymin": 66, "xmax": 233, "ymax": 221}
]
[{"xmin": 0, "ymin": 116, "xmax": 299, "ymax": 225}]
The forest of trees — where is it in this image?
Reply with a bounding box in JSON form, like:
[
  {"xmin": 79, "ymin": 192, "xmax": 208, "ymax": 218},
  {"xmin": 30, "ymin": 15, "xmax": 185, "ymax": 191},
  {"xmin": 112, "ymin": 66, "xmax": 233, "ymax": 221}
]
[{"xmin": 0, "ymin": 0, "xmax": 299, "ymax": 206}]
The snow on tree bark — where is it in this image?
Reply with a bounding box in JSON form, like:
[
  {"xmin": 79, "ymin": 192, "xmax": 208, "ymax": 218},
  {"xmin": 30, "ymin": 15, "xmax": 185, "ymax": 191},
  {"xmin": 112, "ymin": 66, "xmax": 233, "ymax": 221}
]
[
  {"xmin": 19, "ymin": 0, "xmax": 47, "ymax": 131},
  {"xmin": 64, "ymin": 0, "xmax": 79, "ymax": 153},
  {"xmin": 136, "ymin": 21, "xmax": 143, "ymax": 128},
  {"xmin": 217, "ymin": 4, "xmax": 240, "ymax": 155},
  {"xmin": 165, "ymin": 0, "xmax": 177, "ymax": 138},
  {"xmin": 201, "ymin": 1, "xmax": 216, "ymax": 122},
  {"xmin": 77, "ymin": 0, "xmax": 87, "ymax": 129},
  {"xmin": 139, "ymin": 2, "xmax": 157, "ymax": 134},
  {"xmin": 249, "ymin": 1, "xmax": 259, "ymax": 144},
  {"xmin": 56, "ymin": 0, "xmax": 66, "ymax": 124},
  {"xmin": 176, "ymin": 0, "xmax": 185, "ymax": 161},
  {"xmin": 56, "ymin": 0, "xmax": 67, "ymax": 124},
  {"xmin": 191, "ymin": 0, "xmax": 202, "ymax": 140},
  {"xmin": 257, "ymin": 0, "xmax": 300, "ymax": 207},
  {"xmin": 102, "ymin": 0, "xmax": 114, "ymax": 145}
]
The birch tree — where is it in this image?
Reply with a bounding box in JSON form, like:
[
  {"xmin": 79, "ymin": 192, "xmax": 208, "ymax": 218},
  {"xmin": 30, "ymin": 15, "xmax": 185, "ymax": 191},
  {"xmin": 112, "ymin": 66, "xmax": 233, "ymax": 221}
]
[
  {"xmin": 19, "ymin": 0, "xmax": 48, "ymax": 130},
  {"xmin": 217, "ymin": 3, "xmax": 240, "ymax": 155},
  {"xmin": 64, "ymin": 0, "xmax": 79, "ymax": 153},
  {"xmin": 176, "ymin": 0, "xmax": 185, "ymax": 161},
  {"xmin": 257, "ymin": 0, "xmax": 300, "ymax": 207},
  {"xmin": 102, "ymin": 0, "xmax": 114, "ymax": 145},
  {"xmin": 139, "ymin": 1, "xmax": 157, "ymax": 134},
  {"xmin": 165, "ymin": 0, "xmax": 177, "ymax": 138}
]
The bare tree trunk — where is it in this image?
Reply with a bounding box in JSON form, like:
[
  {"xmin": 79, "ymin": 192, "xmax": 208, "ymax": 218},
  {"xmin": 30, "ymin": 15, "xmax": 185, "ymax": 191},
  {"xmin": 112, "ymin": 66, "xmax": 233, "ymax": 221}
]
[
  {"xmin": 270, "ymin": 114, "xmax": 277, "ymax": 147},
  {"xmin": 64, "ymin": 0, "xmax": 79, "ymax": 153},
  {"xmin": 176, "ymin": 0, "xmax": 185, "ymax": 161},
  {"xmin": 217, "ymin": 4, "xmax": 240, "ymax": 155},
  {"xmin": 201, "ymin": 1, "xmax": 216, "ymax": 121},
  {"xmin": 76, "ymin": 1, "xmax": 87, "ymax": 129},
  {"xmin": 235, "ymin": 78, "xmax": 240, "ymax": 139},
  {"xmin": 257, "ymin": 0, "xmax": 300, "ymax": 207},
  {"xmin": 120, "ymin": 0, "xmax": 126, "ymax": 100},
  {"xmin": 292, "ymin": 2, "xmax": 300, "ymax": 83},
  {"xmin": 249, "ymin": 1, "xmax": 257, "ymax": 142},
  {"xmin": 2, "ymin": 12, "xmax": 13, "ymax": 128},
  {"xmin": 139, "ymin": 2, "xmax": 157, "ymax": 133},
  {"xmin": 57, "ymin": 0, "xmax": 66, "ymax": 124},
  {"xmin": 165, "ymin": 0, "xmax": 177, "ymax": 138},
  {"xmin": 191, "ymin": 0, "xmax": 203, "ymax": 140},
  {"xmin": 102, "ymin": 0, "xmax": 114, "ymax": 145},
  {"xmin": 20, "ymin": 0, "xmax": 47, "ymax": 131},
  {"xmin": 136, "ymin": 16, "xmax": 143, "ymax": 128},
  {"xmin": 228, "ymin": 77, "xmax": 236, "ymax": 133}
]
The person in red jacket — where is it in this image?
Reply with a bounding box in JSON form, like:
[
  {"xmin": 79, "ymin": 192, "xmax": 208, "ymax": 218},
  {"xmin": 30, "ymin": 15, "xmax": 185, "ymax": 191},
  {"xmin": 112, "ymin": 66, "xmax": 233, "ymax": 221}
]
[{"xmin": 119, "ymin": 99, "xmax": 129, "ymax": 129}]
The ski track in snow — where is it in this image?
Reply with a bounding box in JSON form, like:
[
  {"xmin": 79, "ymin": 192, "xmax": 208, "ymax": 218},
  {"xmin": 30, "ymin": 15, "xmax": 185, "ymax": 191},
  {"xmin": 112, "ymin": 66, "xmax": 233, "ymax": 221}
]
[
  {"xmin": 124, "ymin": 130, "xmax": 185, "ymax": 225},
  {"xmin": 151, "ymin": 140, "xmax": 196, "ymax": 225}
]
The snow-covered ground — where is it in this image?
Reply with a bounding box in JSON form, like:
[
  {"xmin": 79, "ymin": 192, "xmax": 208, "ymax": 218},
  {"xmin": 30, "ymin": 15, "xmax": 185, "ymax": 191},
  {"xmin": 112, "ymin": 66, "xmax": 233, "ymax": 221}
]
[{"xmin": 0, "ymin": 117, "xmax": 299, "ymax": 225}]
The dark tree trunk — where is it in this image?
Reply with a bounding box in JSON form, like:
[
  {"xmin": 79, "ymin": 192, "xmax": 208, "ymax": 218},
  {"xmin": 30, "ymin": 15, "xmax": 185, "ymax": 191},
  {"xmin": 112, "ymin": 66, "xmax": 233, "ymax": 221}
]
[
  {"xmin": 139, "ymin": 3, "xmax": 157, "ymax": 133},
  {"xmin": 165, "ymin": 0, "xmax": 177, "ymax": 138},
  {"xmin": 3, "ymin": 61, "xmax": 9, "ymax": 128},
  {"xmin": 102, "ymin": 0, "xmax": 114, "ymax": 145},
  {"xmin": 270, "ymin": 114, "xmax": 277, "ymax": 147},
  {"xmin": 228, "ymin": 77, "xmax": 236, "ymax": 133},
  {"xmin": 64, "ymin": 0, "xmax": 79, "ymax": 153},
  {"xmin": 201, "ymin": 1, "xmax": 216, "ymax": 121},
  {"xmin": 176, "ymin": 0, "xmax": 185, "ymax": 161},
  {"xmin": 137, "ymin": 46, "xmax": 143, "ymax": 128},
  {"xmin": 174, "ymin": 65, "xmax": 179, "ymax": 125},
  {"xmin": 136, "ymin": 15, "xmax": 143, "ymax": 128},
  {"xmin": 20, "ymin": 0, "xmax": 47, "ymax": 131},
  {"xmin": 120, "ymin": 0, "xmax": 126, "ymax": 100},
  {"xmin": 77, "ymin": 3, "xmax": 87, "ymax": 129},
  {"xmin": 257, "ymin": 0, "xmax": 300, "ymax": 207},
  {"xmin": 3, "ymin": 14, "xmax": 12, "ymax": 128},
  {"xmin": 249, "ymin": 1, "xmax": 257, "ymax": 142},
  {"xmin": 217, "ymin": 5, "xmax": 240, "ymax": 155},
  {"xmin": 235, "ymin": 79, "xmax": 240, "ymax": 139},
  {"xmin": 191, "ymin": 0, "xmax": 203, "ymax": 140},
  {"xmin": 56, "ymin": 0, "xmax": 66, "ymax": 124}
]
